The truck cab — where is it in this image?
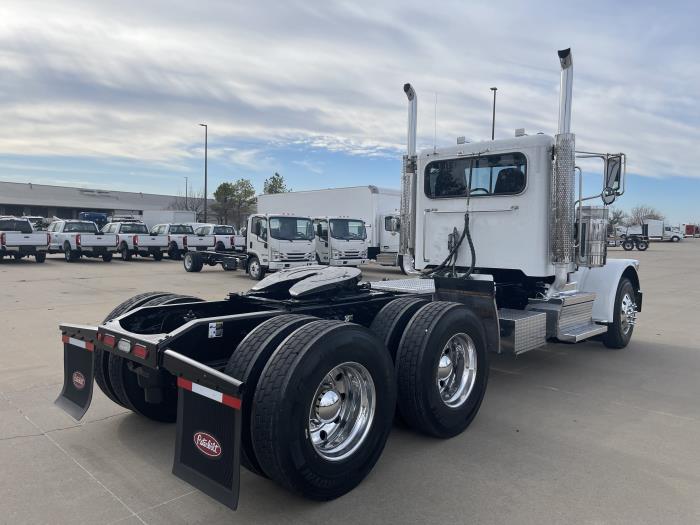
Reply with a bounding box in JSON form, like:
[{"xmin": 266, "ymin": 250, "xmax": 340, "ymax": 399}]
[
  {"xmin": 313, "ymin": 216, "xmax": 369, "ymax": 266},
  {"xmin": 246, "ymin": 214, "xmax": 315, "ymax": 279}
]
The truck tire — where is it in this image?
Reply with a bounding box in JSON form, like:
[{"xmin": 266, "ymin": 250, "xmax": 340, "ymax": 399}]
[
  {"xmin": 183, "ymin": 251, "xmax": 203, "ymax": 272},
  {"xmin": 636, "ymin": 240, "xmax": 649, "ymax": 251},
  {"xmin": 95, "ymin": 292, "xmax": 172, "ymax": 407},
  {"xmin": 251, "ymin": 320, "xmax": 396, "ymax": 500},
  {"xmin": 64, "ymin": 242, "xmax": 78, "ymax": 262},
  {"xmin": 622, "ymin": 239, "xmax": 635, "ymax": 251},
  {"xmin": 152, "ymin": 251, "xmax": 163, "ymax": 261},
  {"xmin": 168, "ymin": 242, "xmax": 181, "ymax": 260},
  {"xmin": 35, "ymin": 252, "xmax": 46, "ymax": 263},
  {"xmin": 108, "ymin": 294, "xmax": 202, "ymax": 422},
  {"xmin": 370, "ymin": 297, "xmax": 429, "ymax": 360},
  {"xmin": 395, "ymin": 302, "xmax": 488, "ymax": 438},
  {"xmin": 102, "ymin": 253, "xmax": 113, "ymax": 262},
  {"xmin": 215, "ymin": 241, "xmax": 225, "ymax": 252},
  {"xmin": 603, "ymin": 277, "xmax": 637, "ymax": 349},
  {"xmin": 248, "ymin": 256, "xmax": 265, "ymax": 280},
  {"xmin": 671, "ymin": 235, "xmax": 680, "ymax": 242},
  {"xmin": 224, "ymin": 314, "xmax": 318, "ymax": 476},
  {"xmin": 120, "ymin": 243, "xmax": 132, "ymax": 261}
]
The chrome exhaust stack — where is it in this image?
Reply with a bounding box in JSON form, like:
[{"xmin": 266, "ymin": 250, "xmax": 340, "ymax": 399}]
[
  {"xmin": 548, "ymin": 48, "xmax": 576, "ymax": 297},
  {"xmin": 399, "ymin": 83, "xmax": 418, "ymax": 272}
]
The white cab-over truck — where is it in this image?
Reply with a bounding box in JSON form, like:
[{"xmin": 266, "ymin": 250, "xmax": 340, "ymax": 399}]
[
  {"xmin": 48, "ymin": 220, "xmax": 118, "ymax": 262},
  {"xmin": 101, "ymin": 221, "xmax": 169, "ymax": 261},
  {"xmin": 312, "ymin": 216, "xmax": 369, "ymax": 266},
  {"xmin": 149, "ymin": 223, "xmax": 195, "ymax": 260},
  {"xmin": 257, "ymin": 186, "xmax": 400, "ymax": 267},
  {"xmin": 0, "ymin": 217, "xmax": 48, "ymax": 263},
  {"xmin": 182, "ymin": 214, "xmax": 315, "ymax": 279},
  {"xmin": 56, "ymin": 49, "xmax": 642, "ymax": 512}
]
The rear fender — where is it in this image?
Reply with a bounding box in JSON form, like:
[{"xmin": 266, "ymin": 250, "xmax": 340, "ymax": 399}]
[
  {"xmin": 572, "ymin": 259, "xmax": 641, "ymax": 323},
  {"xmin": 54, "ymin": 324, "xmax": 97, "ymax": 420}
]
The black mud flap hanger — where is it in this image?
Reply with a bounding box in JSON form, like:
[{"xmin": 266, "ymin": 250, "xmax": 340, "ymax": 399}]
[
  {"xmin": 163, "ymin": 349, "xmax": 244, "ymax": 511},
  {"xmin": 55, "ymin": 323, "xmax": 98, "ymax": 421}
]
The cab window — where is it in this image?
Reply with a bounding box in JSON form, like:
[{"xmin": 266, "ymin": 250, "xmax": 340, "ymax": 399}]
[{"xmin": 424, "ymin": 152, "xmax": 527, "ymax": 198}]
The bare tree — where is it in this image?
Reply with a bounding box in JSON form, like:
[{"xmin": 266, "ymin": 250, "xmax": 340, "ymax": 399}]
[
  {"xmin": 627, "ymin": 205, "xmax": 664, "ymax": 225},
  {"xmin": 168, "ymin": 189, "xmax": 207, "ymax": 221}
]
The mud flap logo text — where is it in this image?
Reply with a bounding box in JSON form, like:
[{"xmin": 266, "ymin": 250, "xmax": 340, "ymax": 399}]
[
  {"xmin": 194, "ymin": 431, "xmax": 222, "ymax": 458},
  {"xmin": 72, "ymin": 371, "xmax": 86, "ymax": 390}
]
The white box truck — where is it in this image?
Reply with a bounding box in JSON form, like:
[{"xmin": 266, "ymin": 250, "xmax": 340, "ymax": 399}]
[
  {"xmin": 256, "ymin": 186, "xmax": 401, "ymax": 266},
  {"xmin": 141, "ymin": 210, "xmax": 197, "ymax": 230}
]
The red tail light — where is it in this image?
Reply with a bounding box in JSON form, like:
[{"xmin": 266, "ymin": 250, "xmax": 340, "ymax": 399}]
[
  {"xmin": 133, "ymin": 235, "xmax": 138, "ymax": 246},
  {"xmin": 115, "ymin": 236, "xmax": 119, "ymax": 247},
  {"xmin": 0, "ymin": 233, "xmax": 5, "ymax": 246},
  {"xmin": 168, "ymin": 235, "xmax": 171, "ymax": 244},
  {"xmin": 132, "ymin": 344, "xmax": 149, "ymax": 360},
  {"xmin": 101, "ymin": 333, "xmax": 116, "ymax": 348},
  {"xmin": 183, "ymin": 236, "xmax": 188, "ymax": 248},
  {"xmin": 76, "ymin": 234, "xmax": 81, "ymax": 246},
  {"xmin": 46, "ymin": 233, "xmax": 50, "ymax": 245},
  {"xmin": 230, "ymin": 236, "xmax": 235, "ymax": 247}
]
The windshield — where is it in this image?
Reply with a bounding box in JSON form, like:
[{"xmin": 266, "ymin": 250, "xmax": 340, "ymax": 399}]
[
  {"xmin": 269, "ymin": 217, "xmax": 314, "ymax": 241},
  {"xmin": 120, "ymin": 223, "xmax": 149, "ymax": 234},
  {"xmin": 170, "ymin": 225, "xmax": 194, "ymax": 234},
  {"xmin": 213, "ymin": 226, "xmax": 235, "ymax": 235},
  {"xmin": 64, "ymin": 222, "xmax": 98, "ymax": 234},
  {"xmin": 0, "ymin": 220, "xmax": 33, "ymax": 233},
  {"xmin": 330, "ymin": 219, "xmax": 366, "ymax": 240}
]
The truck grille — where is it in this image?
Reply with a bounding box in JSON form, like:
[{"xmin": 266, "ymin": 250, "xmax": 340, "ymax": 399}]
[
  {"xmin": 283, "ymin": 252, "xmax": 306, "ymax": 261},
  {"xmin": 342, "ymin": 250, "xmax": 361, "ymax": 259}
]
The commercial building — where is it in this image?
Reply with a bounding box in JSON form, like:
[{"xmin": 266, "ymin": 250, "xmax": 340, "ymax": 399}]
[{"xmin": 0, "ymin": 180, "xmax": 201, "ymax": 219}]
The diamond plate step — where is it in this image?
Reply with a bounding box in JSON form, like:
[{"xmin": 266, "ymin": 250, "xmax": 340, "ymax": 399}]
[{"xmin": 558, "ymin": 322, "xmax": 607, "ymax": 342}]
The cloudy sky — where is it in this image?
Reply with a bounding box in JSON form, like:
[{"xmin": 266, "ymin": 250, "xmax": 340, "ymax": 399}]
[{"xmin": 1, "ymin": 0, "xmax": 698, "ymax": 222}]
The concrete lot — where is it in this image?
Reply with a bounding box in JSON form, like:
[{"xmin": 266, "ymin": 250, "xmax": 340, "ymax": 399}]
[{"xmin": 1, "ymin": 242, "xmax": 699, "ymax": 524}]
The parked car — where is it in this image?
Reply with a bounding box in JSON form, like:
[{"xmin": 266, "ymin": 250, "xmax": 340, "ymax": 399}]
[
  {"xmin": 0, "ymin": 217, "xmax": 48, "ymax": 263},
  {"xmin": 149, "ymin": 223, "xmax": 195, "ymax": 260},
  {"xmin": 101, "ymin": 221, "xmax": 169, "ymax": 261},
  {"xmin": 48, "ymin": 220, "xmax": 118, "ymax": 262}
]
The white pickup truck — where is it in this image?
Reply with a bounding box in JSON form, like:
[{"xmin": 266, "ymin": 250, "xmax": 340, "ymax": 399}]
[
  {"xmin": 190, "ymin": 224, "xmax": 242, "ymax": 251},
  {"xmin": 0, "ymin": 217, "xmax": 49, "ymax": 263},
  {"xmin": 149, "ymin": 223, "xmax": 195, "ymax": 260},
  {"xmin": 101, "ymin": 221, "xmax": 169, "ymax": 261},
  {"xmin": 48, "ymin": 220, "xmax": 118, "ymax": 262}
]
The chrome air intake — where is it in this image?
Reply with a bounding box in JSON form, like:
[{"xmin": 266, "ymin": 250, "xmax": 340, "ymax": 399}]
[
  {"xmin": 400, "ymin": 83, "xmax": 417, "ymax": 261},
  {"xmin": 549, "ymin": 49, "xmax": 575, "ymax": 296}
]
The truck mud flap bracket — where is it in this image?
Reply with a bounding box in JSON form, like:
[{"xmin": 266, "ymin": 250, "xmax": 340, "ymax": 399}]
[
  {"xmin": 163, "ymin": 349, "xmax": 244, "ymax": 511},
  {"xmin": 54, "ymin": 324, "xmax": 97, "ymax": 421}
]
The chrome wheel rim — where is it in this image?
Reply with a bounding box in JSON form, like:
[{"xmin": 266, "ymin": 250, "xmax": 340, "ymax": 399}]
[
  {"xmin": 184, "ymin": 254, "xmax": 192, "ymax": 270},
  {"xmin": 250, "ymin": 260, "xmax": 259, "ymax": 277},
  {"xmin": 620, "ymin": 293, "xmax": 637, "ymax": 334},
  {"xmin": 308, "ymin": 362, "xmax": 375, "ymax": 462},
  {"xmin": 436, "ymin": 333, "xmax": 477, "ymax": 408}
]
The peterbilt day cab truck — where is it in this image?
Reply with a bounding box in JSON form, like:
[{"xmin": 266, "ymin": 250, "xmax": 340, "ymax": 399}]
[
  {"xmin": 257, "ymin": 186, "xmax": 401, "ymax": 267},
  {"xmin": 149, "ymin": 223, "xmax": 195, "ymax": 260},
  {"xmin": 0, "ymin": 217, "xmax": 48, "ymax": 263},
  {"xmin": 48, "ymin": 220, "xmax": 118, "ymax": 262},
  {"xmin": 313, "ymin": 216, "xmax": 369, "ymax": 266},
  {"xmin": 56, "ymin": 49, "xmax": 641, "ymax": 511},
  {"xmin": 182, "ymin": 214, "xmax": 315, "ymax": 279},
  {"xmin": 100, "ymin": 221, "xmax": 169, "ymax": 261}
]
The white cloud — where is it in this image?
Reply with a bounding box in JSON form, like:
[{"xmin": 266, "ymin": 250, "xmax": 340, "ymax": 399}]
[{"xmin": 0, "ymin": 0, "xmax": 697, "ymax": 180}]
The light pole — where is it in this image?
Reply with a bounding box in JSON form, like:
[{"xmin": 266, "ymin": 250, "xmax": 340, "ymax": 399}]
[
  {"xmin": 184, "ymin": 176, "xmax": 188, "ymax": 210},
  {"xmin": 490, "ymin": 87, "xmax": 497, "ymax": 140},
  {"xmin": 199, "ymin": 123, "xmax": 208, "ymax": 222}
]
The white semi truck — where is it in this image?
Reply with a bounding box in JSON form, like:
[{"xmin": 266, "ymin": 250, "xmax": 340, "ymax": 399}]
[
  {"xmin": 312, "ymin": 216, "xmax": 369, "ymax": 266},
  {"xmin": 56, "ymin": 49, "xmax": 641, "ymax": 511},
  {"xmin": 257, "ymin": 186, "xmax": 400, "ymax": 266},
  {"xmin": 625, "ymin": 219, "xmax": 684, "ymax": 242}
]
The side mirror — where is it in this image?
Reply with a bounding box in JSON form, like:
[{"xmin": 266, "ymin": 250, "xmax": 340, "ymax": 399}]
[
  {"xmin": 316, "ymin": 223, "xmax": 323, "ymax": 237},
  {"xmin": 389, "ymin": 217, "xmax": 400, "ymax": 232},
  {"xmin": 602, "ymin": 155, "xmax": 623, "ymax": 204},
  {"xmin": 253, "ymin": 222, "xmax": 261, "ymax": 237}
]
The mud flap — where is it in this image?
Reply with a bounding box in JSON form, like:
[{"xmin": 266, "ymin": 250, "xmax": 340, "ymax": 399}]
[
  {"xmin": 54, "ymin": 324, "xmax": 98, "ymax": 421},
  {"xmin": 163, "ymin": 349, "xmax": 244, "ymax": 511}
]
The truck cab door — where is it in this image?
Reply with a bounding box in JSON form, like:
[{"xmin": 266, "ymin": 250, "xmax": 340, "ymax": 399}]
[
  {"xmin": 249, "ymin": 217, "xmax": 268, "ymax": 256},
  {"xmin": 315, "ymin": 220, "xmax": 329, "ymax": 263},
  {"xmin": 379, "ymin": 215, "xmax": 400, "ymax": 253}
]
